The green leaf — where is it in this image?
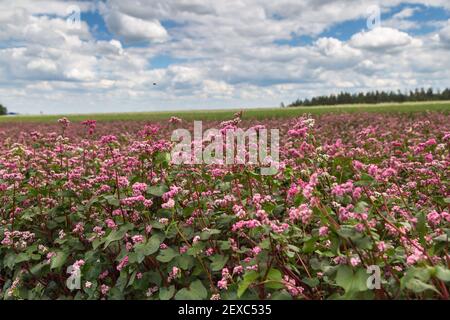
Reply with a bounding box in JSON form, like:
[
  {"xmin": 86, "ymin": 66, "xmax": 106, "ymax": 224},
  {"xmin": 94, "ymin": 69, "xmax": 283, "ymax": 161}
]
[
  {"xmin": 259, "ymin": 238, "xmax": 271, "ymax": 250},
  {"xmin": 209, "ymin": 255, "xmax": 228, "ymax": 271},
  {"xmin": 335, "ymin": 266, "xmax": 368, "ymax": 293},
  {"xmin": 270, "ymin": 290, "xmax": 293, "ymax": 300},
  {"xmin": 354, "ymin": 201, "xmax": 368, "ymax": 213},
  {"xmin": 175, "ymin": 280, "xmax": 208, "ymax": 300},
  {"xmin": 187, "ymin": 242, "xmax": 205, "ymax": 257},
  {"xmin": 265, "ymin": 268, "xmax": 284, "ymax": 289},
  {"xmin": 4, "ymin": 252, "xmax": 16, "ymax": 269},
  {"xmin": 219, "ymin": 241, "xmax": 230, "ymax": 250},
  {"xmin": 147, "ymin": 185, "xmax": 168, "ymax": 197},
  {"xmin": 435, "ymin": 266, "xmax": 450, "ymax": 282},
  {"xmin": 200, "ymin": 229, "xmax": 221, "ymax": 240},
  {"xmin": 104, "ymin": 195, "xmax": 120, "ymax": 207},
  {"xmin": 354, "ymin": 173, "xmax": 374, "ymax": 186},
  {"xmin": 302, "ymin": 237, "xmax": 317, "ymax": 253},
  {"xmin": 237, "ymin": 271, "xmax": 259, "ymax": 298},
  {"xmin": 108, "ymin": 287, "xmax": 125, "ymax": 300},
  {"xmin": 176, "ymin": 255, "xmax": 195, "ymax": 270},
  {"xmin": 30, "ymin": 261, "xmax": 47, "ymax": 275},
  {"xmin": 405, "ymin": 279, "xmax": 439, "ymax": 294},
  {"xmin": 190, "ymin": 280, "xmax": 208, "ymax": 299},
  {"xmin": 103, "ymin": 225, "xmax": 132, "ymax": 249},
  {"xmin": 134, "ymin": 235, "xmax": 162, "ymax": 262},
  {"xmin": 92, "ymin": 238, "xmax": 104, "ymax": 250},
  {"xmin": 400, "ymin": 267, "xmax": 438, "ymax": 294},
  {"xmin": 159, "ymin": 286, "xmax": 175, "ymax": 300},
  {"xmin": 354, "ymin": 237, "xmax": 372, "ymax": 250},
  {"xmin": 155, "ymin": 152, "xmax": 170, "ymax": 166},
  {"xmin": 60, "ymin": 189, "xmax": 78, "ymax": 198},
  {"xmin": 156, "ymin": 247, "xmax": 178, "ymax": 263},
  {"xmin": 14, "ymin": 252, "xmax": 30, "ymax": 264},
  {"xmin": 50, "ymin": 251, "xmax": 69, "ymax": 270},
  {"xmin": 302, "ymin": 277, "xmax": 320, "ymax": 287},
  {"xmin": 115, "ymin": 270, "xmax": 128, "ymax": 291},
  {"xmin": 336, "ymin": 225, "xmax": 358, "ymax": 240}
]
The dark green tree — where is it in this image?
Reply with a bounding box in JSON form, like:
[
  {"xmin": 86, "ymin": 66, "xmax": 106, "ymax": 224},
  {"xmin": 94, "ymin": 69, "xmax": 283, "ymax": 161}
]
[
  {"xmin": 0, "ymin": 103, "xmax": 7, "ymax": 115},
  {"xmin": 288, "ymin": 88, "xmax": 450, "ymax": 107}
]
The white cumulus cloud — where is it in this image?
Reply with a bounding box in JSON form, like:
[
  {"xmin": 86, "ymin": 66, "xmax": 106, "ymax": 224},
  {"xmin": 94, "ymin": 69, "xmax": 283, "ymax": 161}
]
[{"xmin": 350, "ymin": 27, "xmax": 414, "ymax": 50}]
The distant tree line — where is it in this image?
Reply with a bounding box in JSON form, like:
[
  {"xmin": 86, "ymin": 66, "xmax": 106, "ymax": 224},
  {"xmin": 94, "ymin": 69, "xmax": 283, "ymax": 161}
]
[
  {"xmin": 288, "ymin": 88, "xmax": 450, "ymax": 107},
  {"xmin": 0, "ymin": 103, "xmax": 7, "ymax": 115}
]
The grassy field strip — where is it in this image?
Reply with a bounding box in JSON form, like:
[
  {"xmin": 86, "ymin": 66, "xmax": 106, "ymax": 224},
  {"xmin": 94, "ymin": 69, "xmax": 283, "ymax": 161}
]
[{"xmin": 1, "ymin": 101, "xmax": 449, "ymax": 123}]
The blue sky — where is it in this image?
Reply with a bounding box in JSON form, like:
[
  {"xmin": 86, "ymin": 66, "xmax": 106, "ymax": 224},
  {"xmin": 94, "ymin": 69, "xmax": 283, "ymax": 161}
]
[{"xmin": 1, "ymin": 0, "xmax": 450, "ymax": 114}]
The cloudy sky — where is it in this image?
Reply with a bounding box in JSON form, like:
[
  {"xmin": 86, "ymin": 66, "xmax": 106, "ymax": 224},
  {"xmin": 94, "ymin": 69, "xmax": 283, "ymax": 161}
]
[{"xmin": 1, "ymin": 0, "xmax": 450, "ymax": 114}]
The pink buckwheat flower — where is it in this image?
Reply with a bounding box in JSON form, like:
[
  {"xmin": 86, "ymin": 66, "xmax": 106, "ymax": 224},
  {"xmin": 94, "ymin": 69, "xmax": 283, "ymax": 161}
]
[
  {"xmin": 162, "ymin": 198, "xmax": 175, "ymax": 209},
  {"xmin": 105, "ymin": 218, "xmax": 117, "ymax": 229},
  {"xmin": 101, "ymin": 284, "xmax": 110, "ymax": 295},
  {"xmin": 116, "ymin": 256, "xmax": 129, "ymax": 271},
  {"xmin": 319, "ymin": 226, "xmax": 329, "ymax": 236}
]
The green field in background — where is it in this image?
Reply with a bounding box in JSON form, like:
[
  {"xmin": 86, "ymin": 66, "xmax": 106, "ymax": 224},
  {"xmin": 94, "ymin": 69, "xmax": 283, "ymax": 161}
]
[{"xmin": 1, "ymin": 101, "xmax": 449, "ymax": 123}]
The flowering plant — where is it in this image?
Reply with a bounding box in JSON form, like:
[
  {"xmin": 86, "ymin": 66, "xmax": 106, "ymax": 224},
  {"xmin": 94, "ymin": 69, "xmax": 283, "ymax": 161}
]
[{"xmin": 0, "ymin": 112, "xmax": 449, "ymax": 300}]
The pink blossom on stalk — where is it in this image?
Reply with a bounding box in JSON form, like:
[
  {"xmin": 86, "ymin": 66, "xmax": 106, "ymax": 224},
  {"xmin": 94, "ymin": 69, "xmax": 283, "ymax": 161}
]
[
  {"xmin": 99, "ymin": 270, "xmax": 109, "ymax": 280},
  {"xmin": 377, "ymin": 241, "xmax": 387, "ymax": 252},
  {"xmin": 251, "ymin": 246, "xmax": 262, "ymax": 256},
  {"xmin": 117, "ymin": 176, "xmax": 129, "ymax": 188},
  {"xmin": 246, "ymin": 265, "xmax": 258, "ymax": 271},
  {"xmin": 427, "ymin": 210, "xmax": 441, "ymax": 226},
  {"xmin": 131, "ymin": 235, "xmax": 144, "ymax": 244},
  {"xmin": 162, "ymin": 198, "xmax": 175, "ymax": 209},
  {"xmin": 159, "ymin": 218, "xmax": 169, "ymax": 225},
  {"xmin": 169, "ymin": 116, "xmax": 182, "ymax": 124},
  {"xmin": 116, "ymin": 256, "xmax": 129, "ymax": 271},
  {"xmin": 73, "ymin": 259, "xmax": 85, "ymax": 269},
  {"xmin": 283, "ymin": 275, "xmax": 304, "ymax": 297},
  {"xmin": 81, "ymin": 120, "xmax": 96, "ymax": 135},
  {"xmin": 105, "ymin": 219, "xmax": 117, "ymax": 229},
  {"xmin": 72, "ymin": 222, "xmax": 84, "ymax": 234},
  {"xmin": 222, "ymin": 268, "xmax": 230, "ymax": 278},
  {"xmin": 58, "ymin": 117, "xmax": 70, "ymax": 129},
  {"xmin": 168, "ymin": 266, "xmax": 181, "ymax": 282},
  {"xmin": 289, "ymin": 204, "xmax": 312, "ymax": 224},
  {"xmin": 132, "ymin": 182, "xmax": 148, "ymax": 196},
  {"xmin": 101, "ymin": 284, "xmax": 110, "ymax": 295},
  {"xmin": 350, "ymin": 257, "xmax": 361, "ymax": 267},
  {"xmin": 145, "ymin": 225, "xmax": 153, "ymax": 234},
  {"xmin": 192, "ymin": 235, "xmax": 201, "ymax": 244},
  {"xmin": 93, "ymin": 226, "xmax": 105, "ymax": 237},
  {"xmin": 46, "ymin": 252, "xmax": 56, "ymax": 263},
  {"xmin": 143, "ymin": 199, "xmax": 153, "ymax": 207},
  {"xmin": 319, "ymin": 226, "xmax": 329, "ymax": 236},
  {"xmin": 231, "ymin": 219, "xmax": 261, "ymax": 232},
  {"xmin": 179, "ymin": 245, "xmax": 189, "ymax": 254},
  {"xmin": 217, "ymin": 279, "xmax": 228, "ymax": 290},
  {"xmin": 233, "ymin": 266, "xmax": 244, "ymax": 275},
  {"xmin": 406, "ymin": 247, "xmax": 426, "ymax": 265}
]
